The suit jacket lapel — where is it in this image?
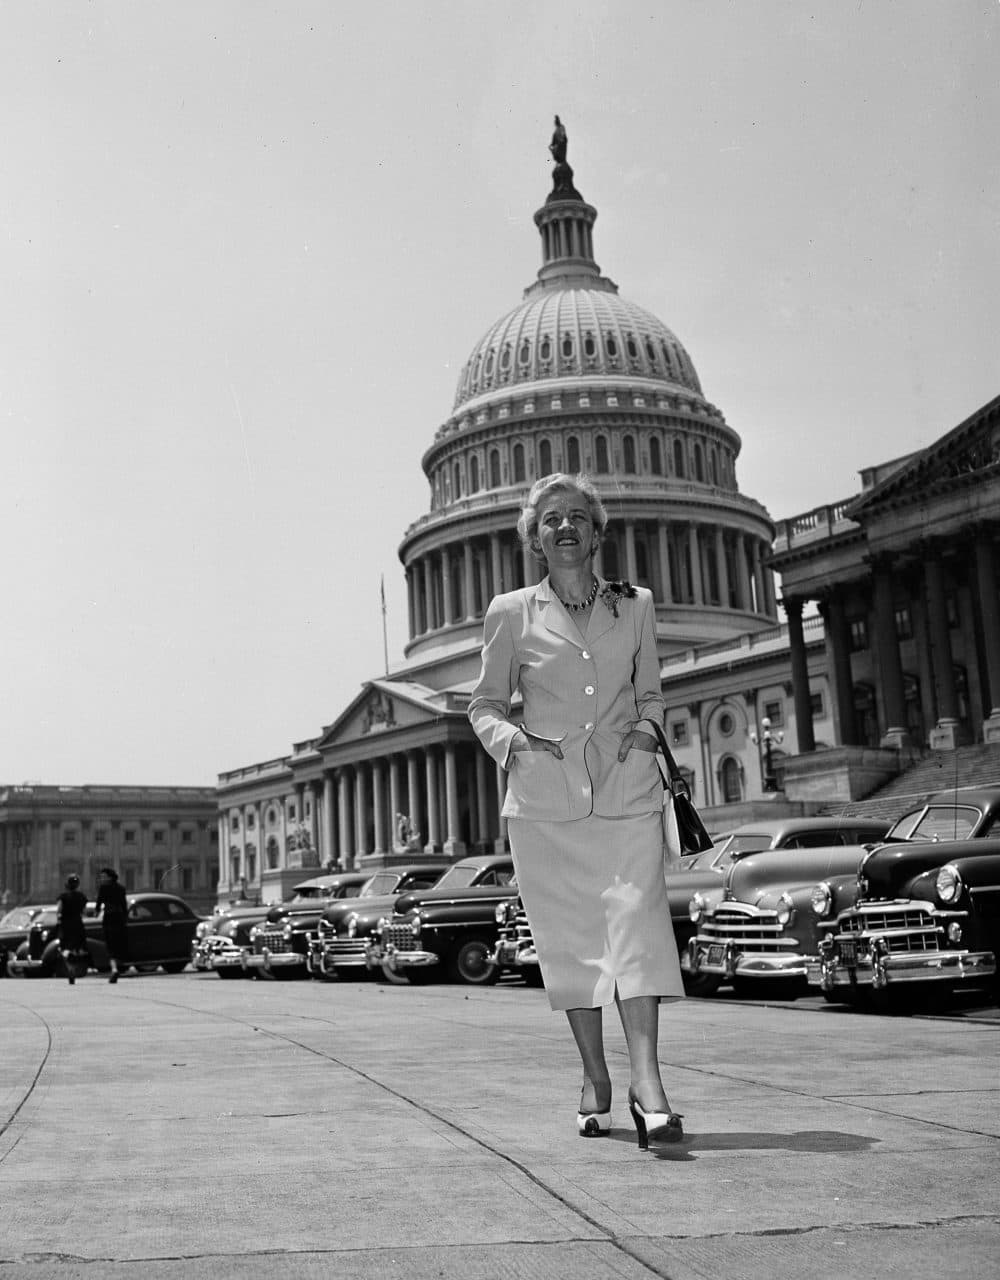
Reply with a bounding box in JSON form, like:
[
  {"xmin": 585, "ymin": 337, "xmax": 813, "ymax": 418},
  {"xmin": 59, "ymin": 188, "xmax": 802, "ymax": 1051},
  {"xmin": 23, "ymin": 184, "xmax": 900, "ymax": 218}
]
[
  {"xmin": 535, "ymin": 577, "xmax": 585, "ymax": 648},
  {"xmin": 585, "ymin": 578, "xmax": 617, "ymax": 644}
]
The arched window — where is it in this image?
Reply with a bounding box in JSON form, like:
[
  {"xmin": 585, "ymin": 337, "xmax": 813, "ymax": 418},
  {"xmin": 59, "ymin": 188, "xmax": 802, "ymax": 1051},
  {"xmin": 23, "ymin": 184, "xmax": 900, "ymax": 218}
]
[
  {"xmin": 539, "ymin": 439, "xmax": 552, "ymax": 475},
  {"xmin": 453, "ymin": 461, "xmax": 463, "ymax": 498},
  {"xmin": 595, "ymin": 435, "xmax": 610, "ymax": 474},
  {"xmin": 561, "ymin": 332, "xmax": 573, "ymax": 359},
  {"xmin": 694, "ymin": 444, "xmax": 705, "ymax": 483},
  {"xmin": 649, "ymin": 436, "xmax": 662, "ymax": 475},
  {"xmin": 484, "ymin": 349, "xmax": 495, "ymax": 377},
  {"xmin": 499, "ymin": 344, "xmax": 511, "ymax": 372},
  {"xmin": 626, "ymin": 334, "xmax": 638, "ymax": 360},
  {"xmin": 566, "ymin": 436, "xmax": 581, "ymax": 473},
  {"xmin": 709, "ymin": 449, "xmax": 718, "ymax": 486},
  {"xmin": 469, "ymin": 455, "xmax": 480, "ymax": 492},
  {"xmin": 266, "ymin": 837, "xmax": 279, "ymax": 870},
  {"xmin": 539, "ymin": 336, "xmax": 551, "ymax": 362},
  {"xmin": 489, "ymin": 449, "xmax": 501, "ymax": 488},
  {"xmin": 518, "ymin": 340, "xmax": 531, "ymax": 367},
  {"xmin": 583, "ymin": 333, "xmax": 596, "ymax": 358},
  {"xmin": 512, "ymin": 443, "xmax": 525, "ymax": 483},
  {"xmin": 673, "ymin": 439, "xmax": 685, "ymax": 478},
  {"xmin": 721, "ymin": 757, "xmax": 742, "ymax": 804},
  {"xmin": 623, "ymin": 435, "xmax": 636, "ymax": 474},
  {"xmin": 606, "ymin": 333, "xmax": 618, "ymax": 359}
]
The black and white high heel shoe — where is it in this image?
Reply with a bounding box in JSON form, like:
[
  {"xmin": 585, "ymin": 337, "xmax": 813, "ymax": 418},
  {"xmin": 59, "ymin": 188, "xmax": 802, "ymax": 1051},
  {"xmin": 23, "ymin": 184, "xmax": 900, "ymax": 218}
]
[
  {"xmin": 628, "ymin": 1090, "xmax": 683, "ymax": 1149},
  {"xmin": 577, "ymin": 1086, "xmax": 612, "ymax": 1137}
]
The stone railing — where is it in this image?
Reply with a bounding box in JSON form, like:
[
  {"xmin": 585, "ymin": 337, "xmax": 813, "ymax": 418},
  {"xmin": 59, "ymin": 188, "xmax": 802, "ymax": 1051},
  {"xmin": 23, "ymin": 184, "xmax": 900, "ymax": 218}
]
[{"xmin": 772, "ymin": 500, "xmax": 859, "ymax": 552}]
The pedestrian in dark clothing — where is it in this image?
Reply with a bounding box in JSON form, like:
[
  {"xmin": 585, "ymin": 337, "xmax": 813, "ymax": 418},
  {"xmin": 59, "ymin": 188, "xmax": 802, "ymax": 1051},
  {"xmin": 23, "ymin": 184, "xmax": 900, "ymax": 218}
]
[
  {"xmin": 57, "ymin": 874, "xmax": 88, "ymax": 985},
  {"xmin": 96, "ymin": 867, "xmax": 129, "ymax": 983}
]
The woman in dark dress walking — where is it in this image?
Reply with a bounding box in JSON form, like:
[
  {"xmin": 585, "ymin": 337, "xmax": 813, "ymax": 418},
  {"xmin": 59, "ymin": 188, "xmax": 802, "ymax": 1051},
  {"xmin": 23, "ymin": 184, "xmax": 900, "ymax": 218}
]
[
  {"xmin": 96, "ymin": 867, "xmax": 129, "ymax": 983},
  {"xmin": 56, "ymin": 874, "xmax": 88, "ymax": 985}
]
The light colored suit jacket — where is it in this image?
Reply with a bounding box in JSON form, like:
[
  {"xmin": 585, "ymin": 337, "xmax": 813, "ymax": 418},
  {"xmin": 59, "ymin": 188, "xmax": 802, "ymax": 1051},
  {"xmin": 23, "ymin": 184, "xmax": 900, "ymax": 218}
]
[{"xmin": 468, "ymin": 577, "xmax": 665, "ymax": 821}]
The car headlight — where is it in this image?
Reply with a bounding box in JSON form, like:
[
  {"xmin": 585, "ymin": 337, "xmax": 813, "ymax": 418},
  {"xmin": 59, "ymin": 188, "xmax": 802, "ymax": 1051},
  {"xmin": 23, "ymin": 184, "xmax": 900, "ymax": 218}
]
[
  {"xmin": 495, "ymin": 901, "xmax": 512, "ymax": 925},
  {"xmin": 936, "ymin": 863, "xmax": 962, "ymax": 904},
  {"xmin": 410, "ymin": 915, "xmax": 422, "ymax": 938},
  {"xmin": 346, "ymin": 914, "xmax": 358, "ymax": 939},
  {"xmin": 689, "ymin": 893, "xmax": 706, "ymax": 924},
  {"xmin": 776, "ymin": 893, "xmax": 794, "ymax": 927},
  {"xmin": 375, "ymin": 916, "xmax": 387, "ymax": 938},
  {"xmin": 810, "ymin": 882, "xmax": 834, "ymax": 918},
  {"xmin": 282, "ymin": 922, "xmax": 293, "ymax": 940}
]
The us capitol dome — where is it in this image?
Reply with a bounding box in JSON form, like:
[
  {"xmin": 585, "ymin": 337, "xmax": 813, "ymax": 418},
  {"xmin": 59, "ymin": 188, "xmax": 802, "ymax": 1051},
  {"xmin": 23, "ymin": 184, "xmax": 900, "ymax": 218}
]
[{"xmin": 398, "ymin": 120, "xmax": 778, "ymax": 692}]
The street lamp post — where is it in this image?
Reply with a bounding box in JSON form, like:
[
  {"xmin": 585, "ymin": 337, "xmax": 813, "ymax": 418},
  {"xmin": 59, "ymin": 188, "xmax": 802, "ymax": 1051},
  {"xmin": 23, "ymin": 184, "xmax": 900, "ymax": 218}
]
[{"xmin": 750, "ymin": 716, "xmax": 784, "ymax": 792}]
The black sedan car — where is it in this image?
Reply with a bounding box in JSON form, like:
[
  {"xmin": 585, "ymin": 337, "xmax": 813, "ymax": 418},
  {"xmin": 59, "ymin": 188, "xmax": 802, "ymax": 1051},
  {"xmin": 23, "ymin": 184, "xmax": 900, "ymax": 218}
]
[{"xmin": 9, "ymin": 893, "xmax": 203, "ymax": 978}]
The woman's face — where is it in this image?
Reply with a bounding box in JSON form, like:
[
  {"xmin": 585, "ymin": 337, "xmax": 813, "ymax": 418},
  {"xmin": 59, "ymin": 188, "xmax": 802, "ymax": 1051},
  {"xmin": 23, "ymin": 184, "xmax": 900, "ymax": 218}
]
[{"xmin": 536, "ymin": 487, "xmax": 597, "ymax": 569}]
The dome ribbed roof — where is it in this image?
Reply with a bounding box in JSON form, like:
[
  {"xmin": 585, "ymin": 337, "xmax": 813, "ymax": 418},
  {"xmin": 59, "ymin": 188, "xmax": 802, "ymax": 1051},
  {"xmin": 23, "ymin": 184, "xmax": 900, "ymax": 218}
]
[{"xmin": 453, "ymin": 288, "xmax": 702, "ymax": 411}]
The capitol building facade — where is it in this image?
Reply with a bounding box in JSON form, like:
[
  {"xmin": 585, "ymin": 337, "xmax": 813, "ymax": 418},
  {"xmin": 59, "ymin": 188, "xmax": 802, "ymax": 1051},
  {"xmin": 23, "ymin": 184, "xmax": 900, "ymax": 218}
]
[{"xmin": 216, "ymin": 129, "xmax": 1000, "ymax": 905}]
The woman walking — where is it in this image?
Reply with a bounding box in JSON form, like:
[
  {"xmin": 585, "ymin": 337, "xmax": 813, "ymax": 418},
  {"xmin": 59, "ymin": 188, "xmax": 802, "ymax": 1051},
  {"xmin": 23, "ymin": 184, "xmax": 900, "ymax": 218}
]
[
  {"xmin": 96, "ymin": 867, "xmax": 129, "ymax": 983},
  {"xmin": 469, "ymin": 473, "xmax": 685, "ymax": 1149},
  {"xmin": 56, "ymin": 874, "xmax": 88, "ymax": 985}
]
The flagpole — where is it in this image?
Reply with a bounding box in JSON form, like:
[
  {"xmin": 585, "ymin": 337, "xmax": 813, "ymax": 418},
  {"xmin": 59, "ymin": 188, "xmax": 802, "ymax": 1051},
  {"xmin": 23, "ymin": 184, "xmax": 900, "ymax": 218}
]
[{"xmin": 380, "ymin": 574, "xmax": 389, "ymax": 677}]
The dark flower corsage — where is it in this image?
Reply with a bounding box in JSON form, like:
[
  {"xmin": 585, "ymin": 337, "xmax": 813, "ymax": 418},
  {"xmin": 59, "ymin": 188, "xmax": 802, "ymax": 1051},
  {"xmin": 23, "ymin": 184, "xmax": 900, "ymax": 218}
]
[{"xmin": 599, "ymin": 580, "xmax": 638, "ymax": 617}]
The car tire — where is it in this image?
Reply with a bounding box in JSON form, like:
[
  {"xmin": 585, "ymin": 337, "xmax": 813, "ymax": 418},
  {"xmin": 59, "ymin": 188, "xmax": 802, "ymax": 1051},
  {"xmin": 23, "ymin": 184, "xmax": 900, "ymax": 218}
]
[{"xmin": 447, "ymin": 935, "xmax": 500, "ymax": 986}]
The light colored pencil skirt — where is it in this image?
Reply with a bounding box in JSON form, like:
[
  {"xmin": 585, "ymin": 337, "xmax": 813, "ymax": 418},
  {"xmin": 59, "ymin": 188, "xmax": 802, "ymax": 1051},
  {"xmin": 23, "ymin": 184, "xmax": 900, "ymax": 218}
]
[{"xmin": 507, "ymin": 811, "xmax": 685, "ymax": 1012}]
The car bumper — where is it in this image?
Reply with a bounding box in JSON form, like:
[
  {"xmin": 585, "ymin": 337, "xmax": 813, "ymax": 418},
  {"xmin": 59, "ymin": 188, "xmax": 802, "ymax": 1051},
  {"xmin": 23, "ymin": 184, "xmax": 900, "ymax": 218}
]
[
  {"xmin": 209, "ymin": 947, "xmax": 247, "ymax": 972},
  {"xmin": 811, "ymin": 948, "xmax": 996, "ymax": 991},
  {"xmin": 377, "ymin": 944, "xmax": 441, "ymax": 972},
  {"xmin": 243, "ymin": 948, "xmax": 307, "ymax": 974},
  {"xmin": 686, "ymin": 939, "xmax": 809, "ymax": 981},
  {"xmin": 494, "ymin": 939, "xmax": 538, "ymax": 968},
  {"xmin": 7, "ymin": 957, "xmax": 50, "ymax": 976}
]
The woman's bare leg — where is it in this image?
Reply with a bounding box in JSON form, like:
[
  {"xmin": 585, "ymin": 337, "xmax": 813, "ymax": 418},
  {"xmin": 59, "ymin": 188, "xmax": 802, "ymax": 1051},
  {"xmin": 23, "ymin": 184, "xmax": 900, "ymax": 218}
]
[
  {"xmin": 616, "ymin": 994, "xmax": 670, "ymax": 1111},
  {"xmin": 565, "ymin": 1007, "xmax": 612, "ymax": 1112}
]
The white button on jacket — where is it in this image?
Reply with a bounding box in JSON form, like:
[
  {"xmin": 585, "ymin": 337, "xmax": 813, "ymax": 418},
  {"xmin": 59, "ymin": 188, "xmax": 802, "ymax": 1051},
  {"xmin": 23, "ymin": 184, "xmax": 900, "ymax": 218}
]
[{"xmin": 468, "ymin": 577, "xmax": 664, "ymax": 821}]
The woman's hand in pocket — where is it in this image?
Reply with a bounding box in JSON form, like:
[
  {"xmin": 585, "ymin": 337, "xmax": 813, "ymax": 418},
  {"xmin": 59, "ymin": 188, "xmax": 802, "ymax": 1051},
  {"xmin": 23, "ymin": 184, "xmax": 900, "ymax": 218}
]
[
  {"xmin": 617, "ymin": 728, "xmax": 658, "ymax": 761},
  {"xmin": 511, "ymin": 730, "xmax": 564, "ymax": 760}
]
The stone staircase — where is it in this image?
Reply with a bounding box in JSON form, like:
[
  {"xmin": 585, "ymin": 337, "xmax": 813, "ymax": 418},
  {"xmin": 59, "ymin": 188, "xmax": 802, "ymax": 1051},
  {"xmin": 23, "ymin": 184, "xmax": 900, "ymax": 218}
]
[{"xmin": 816, "ymin": 742, "xmax": 1000, "ymax": 822}]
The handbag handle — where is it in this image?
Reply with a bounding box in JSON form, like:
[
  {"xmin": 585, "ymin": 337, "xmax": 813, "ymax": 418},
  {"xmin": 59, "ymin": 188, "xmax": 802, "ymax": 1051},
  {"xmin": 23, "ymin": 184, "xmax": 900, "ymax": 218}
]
[{"xmin": 645, "ymin": 719, "xmax": 692, "ymax": 796}]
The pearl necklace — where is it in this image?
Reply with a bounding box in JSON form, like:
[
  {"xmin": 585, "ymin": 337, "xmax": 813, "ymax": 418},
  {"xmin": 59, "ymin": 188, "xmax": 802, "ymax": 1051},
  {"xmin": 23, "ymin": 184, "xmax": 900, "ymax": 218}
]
[{"xmin": 555, "ymin": 577, "xmax": 599, "ymax": 612}]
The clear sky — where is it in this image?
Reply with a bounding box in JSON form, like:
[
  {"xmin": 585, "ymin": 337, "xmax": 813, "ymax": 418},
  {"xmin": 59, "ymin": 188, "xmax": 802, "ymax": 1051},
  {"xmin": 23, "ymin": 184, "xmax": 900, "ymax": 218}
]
[{"xmin": 2, "ymin": 1, "xmax": 997, "ymax": 787}]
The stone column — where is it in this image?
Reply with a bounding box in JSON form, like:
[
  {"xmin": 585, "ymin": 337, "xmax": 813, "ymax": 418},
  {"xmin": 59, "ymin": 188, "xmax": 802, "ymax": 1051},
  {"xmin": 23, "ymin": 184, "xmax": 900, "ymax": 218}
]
[
  {"xmin": 715, "ymin": 528, "xmax": 730, "ymax": 607},
  {"xmin": 657, "ymin": 523, "xmax": 673, "ymax": 604},
  {"xmin": 443, "ymin": 744, "xmax": 465, "ymax": 856},
  {"xmin": 490, "ymin": 533, "xmax": 503, "ymax": 599},
  {"xmin": 370, "ymin": 760, "xmax": 386, "ymax": 855},
  {"xmin": 354, "ymin": 765, "xmax": 369, "ymax": 859},
  {"xmin": 870, "ymin": 557, "xmax": 909, "ymax": 745},
  {"xmin": 406, "ymin": 568, "xmax": 416, "ymax": 641},
  {"xmin": 521, "ymin": 543, "xmax": 535, "ymax": 588},
  {"xmin": 424, "ymin": 750, "xmax": 441, "ymax": 852},
  {"xmin": 624, "ymin": 519, "xmax": 638, "ymax": 583},
  {"xmin": 388, "ymin": 756, "xmax": 402, "ymax": 850},
  {"xmin": 216, "ymin": 816, "xmax": 227, "ymax": 895},
  {"xmin": 421, "ymin": 558, "xmax": 434, "ymax": 631},
  {"xmin": 463, "ymin": 543, "xmax": 476, "ymax": 620},
  {"xmin": 322, "ymin": 774, "xmax": 336, "ymax": 867},
  {"xmin": 407, "ymin": 751, "xmax": 423, "ymax": 844},
  {"xmin": 441, "ymin": 547, "xmax": 454, "ymax": 625},
  {"xmin": 752, "ymin": 540, "xmax": 767, "ymax": 615},
  {"xmin": 475, "ymin": 747, "xmax": 489, "ymax": 848},
  {"xmin": 688, "ymin": 525, "xmax": 703, "ymax": 605},
  {"xmin": 974, "ymin": 529, "xmax": 1000, "ymax": 737},
  {"xmin": 822, "ymin": 591, "xmax": 860, "ymax": 746},
  {"xmin": 924, "ymin": 551, "xmax": 960, "ymax": 745},
  {"xmin": 337, "ymin": 771, "xmax": 353, "ymax": 869},
  {"xmin": 784, "ymin": 597, "xmax": 816, "ymax": 753}
]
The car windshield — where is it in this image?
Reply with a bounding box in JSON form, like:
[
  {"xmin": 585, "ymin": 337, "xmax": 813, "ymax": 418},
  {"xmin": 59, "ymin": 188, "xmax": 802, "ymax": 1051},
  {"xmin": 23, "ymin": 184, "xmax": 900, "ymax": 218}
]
[
  {"xmin": 887, "ymin": 804, "xmax": 982, "ymax": 842},
  {"xmin": 0, "ymin": 907, "xmax": 37, "ymax": 930},
  {"xmin": 685, "ymin": 845, "xmax": 733, "ymax": 871},
  {"xmin": 433, "ymin": 863, "xmax": 482, "ymax": 889},
  {"xmin": 723, "ymin": 834, "xmax": 774, "ymax": 857},
  {"xmin": 361, "ymin": 873, "xmax": 399, "ymax": 896}
]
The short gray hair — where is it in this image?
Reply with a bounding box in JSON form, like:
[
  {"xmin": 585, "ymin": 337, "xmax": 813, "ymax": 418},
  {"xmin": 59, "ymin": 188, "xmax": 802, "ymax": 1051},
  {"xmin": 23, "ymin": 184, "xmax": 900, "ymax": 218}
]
[{"xmin": 516, "ymin": 473, "xmax": 608, "ymax": 557}]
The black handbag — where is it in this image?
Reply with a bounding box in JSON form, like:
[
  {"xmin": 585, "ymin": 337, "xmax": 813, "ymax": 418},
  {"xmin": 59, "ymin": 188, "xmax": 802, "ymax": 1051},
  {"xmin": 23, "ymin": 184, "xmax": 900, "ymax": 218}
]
[{"xmin": 648, "ymin": 719, "xmax": 714, "ymax": 861}]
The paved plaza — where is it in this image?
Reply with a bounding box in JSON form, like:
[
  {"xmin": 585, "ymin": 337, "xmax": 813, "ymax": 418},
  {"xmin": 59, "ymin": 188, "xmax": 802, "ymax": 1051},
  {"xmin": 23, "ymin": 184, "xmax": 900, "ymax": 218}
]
[{"xmin": 1, "ymin": 973, "xmax": 997, "ymax": 1279}]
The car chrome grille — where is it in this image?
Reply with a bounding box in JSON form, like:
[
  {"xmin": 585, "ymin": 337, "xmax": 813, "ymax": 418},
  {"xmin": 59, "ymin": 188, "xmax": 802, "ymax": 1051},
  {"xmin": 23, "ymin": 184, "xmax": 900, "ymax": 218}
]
[
  {"xmin": 329, "ymin": 939, "xmax": 368, "ymax": 959},
  {"xmin": 254, "ymin": 929, "xmax": 289, "ymax": 955},
  {"xmin": 840, "ymin": 907, "xmax": 934, "ymax": 934},
  {"xmin": 701, "ymin": 907, "xmax": 789, "ymax": 952},
  {"xmin": 382, "ymin": 924, "xmax": 417, "ymax": 952}
]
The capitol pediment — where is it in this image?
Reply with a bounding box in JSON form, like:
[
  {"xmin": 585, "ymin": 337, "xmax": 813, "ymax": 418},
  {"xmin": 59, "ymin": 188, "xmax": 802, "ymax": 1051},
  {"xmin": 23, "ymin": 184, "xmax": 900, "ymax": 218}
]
[{"xmin": 315, "ymin": 680, "xmax": 463, "ymax": 750}]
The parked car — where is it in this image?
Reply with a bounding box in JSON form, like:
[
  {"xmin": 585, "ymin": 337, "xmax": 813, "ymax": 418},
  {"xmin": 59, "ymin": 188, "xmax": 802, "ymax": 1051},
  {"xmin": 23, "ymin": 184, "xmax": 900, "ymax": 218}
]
[
  {"xmin": 367, "ymin": 854, "xmax": 516, "ymax": 985},
  {"xmin": 244, "ymin": 871, "xmax": 371, "ymax": 979},
  {"xmin": 810, "ymin": 799, "xmax": 1000, "ymax": 1008},
  {"xmin": 9, "ymin": 893, "xmax": 203, "ymax": 977},
  {"xmin": 0, "ymin": 904, "xmax": 54, "ymax": 977},
  {"xmin": 191, "ymin": 903, "xmax": 270, "ymax": 975},
  {"xmin": 493, "ymin": 896, "xmax": 544, "ymax": 986},
  {"xmin": 684, "ymin": 816, "xmax": 893, "ymax": 996},
  {"xmin": 310, "ymin": 863, "xmax": 448, "ymax": 979}
]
